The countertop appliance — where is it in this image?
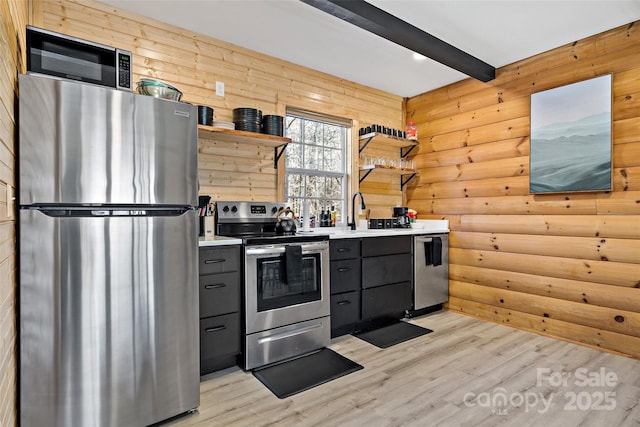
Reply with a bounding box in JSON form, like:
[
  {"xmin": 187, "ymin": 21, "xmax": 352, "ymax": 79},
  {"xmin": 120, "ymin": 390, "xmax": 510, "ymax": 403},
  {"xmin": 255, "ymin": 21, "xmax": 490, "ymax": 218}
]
[
  {"xmin": 393, "ymin": 206, "xmax": 411, "ymax": 228},
  {"xmin": 216, "ymin": 201, "xmax": 331, "ymax": 370},
  {"xmin": 26, "ymin": 25, "xmax": 132, "ymax": 91},
  {"xmin": 18, "ymin": 73, "xmax": 199, "ymax": 427},
  {"xmin": 414, "ymin": 234, "xmax": 449, "ymax": 311}
]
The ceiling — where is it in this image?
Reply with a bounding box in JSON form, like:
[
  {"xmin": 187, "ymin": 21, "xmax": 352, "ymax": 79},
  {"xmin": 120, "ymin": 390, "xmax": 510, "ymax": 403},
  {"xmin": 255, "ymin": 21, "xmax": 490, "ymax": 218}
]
[{"xmin": 100, "ymin": 0, "xmax": 640, "ymax": 98}]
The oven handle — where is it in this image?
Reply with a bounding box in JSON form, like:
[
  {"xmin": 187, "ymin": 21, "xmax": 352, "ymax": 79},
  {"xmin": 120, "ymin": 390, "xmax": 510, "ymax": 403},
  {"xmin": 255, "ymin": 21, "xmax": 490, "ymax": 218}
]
[
  {"xmin": 245, "ymin": 242, "xmax": 328, "ymax": 256},
  {"xmin": 256, "ymin": 322, "xmax": 323, "ymax": 344}
]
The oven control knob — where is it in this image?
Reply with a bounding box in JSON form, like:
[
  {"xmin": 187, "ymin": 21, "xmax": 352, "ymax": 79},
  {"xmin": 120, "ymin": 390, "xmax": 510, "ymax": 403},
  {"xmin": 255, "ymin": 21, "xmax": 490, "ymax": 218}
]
[
  {"xmin": 231, "ymin": 206, "xmax": 238, "ymax": 213},
  {"xmin": 222, "ymin": 205, "xmax": 229, "ymax": 213},
  {"xmin": 271, "ymin": 206, "xmax": 278, "ymax": 214}
]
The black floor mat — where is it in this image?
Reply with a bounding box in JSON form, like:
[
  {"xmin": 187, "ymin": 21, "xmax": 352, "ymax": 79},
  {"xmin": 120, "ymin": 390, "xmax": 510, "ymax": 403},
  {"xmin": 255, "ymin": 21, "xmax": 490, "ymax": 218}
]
[
  {"xmin": 253, "ymin": 348, "xmax": 363, "ymax": 399},
  {"xmin": 355, "ymin": 321, "xmax": 433, "ymax": 349}
]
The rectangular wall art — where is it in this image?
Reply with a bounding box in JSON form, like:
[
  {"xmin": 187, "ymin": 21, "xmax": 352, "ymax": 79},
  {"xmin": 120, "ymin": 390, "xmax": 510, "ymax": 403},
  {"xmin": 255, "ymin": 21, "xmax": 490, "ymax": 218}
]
[{"xmin": 529, "ymin": 74, "xmax": 612, "ymax": 193}]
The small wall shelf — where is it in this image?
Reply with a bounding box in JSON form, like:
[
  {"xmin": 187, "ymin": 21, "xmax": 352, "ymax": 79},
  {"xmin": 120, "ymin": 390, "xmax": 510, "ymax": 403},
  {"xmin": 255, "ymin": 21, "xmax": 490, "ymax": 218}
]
[
  {"xmin": 359, "ymin": 164, "xmax": 418, "ymax": 189},
  {"xmin": 358, "ymin": 132, "xmax": 418, "ymax": 158},
  {"xmin": 197, "ymin": 125, "xmax": 291, "ymax": 168}
]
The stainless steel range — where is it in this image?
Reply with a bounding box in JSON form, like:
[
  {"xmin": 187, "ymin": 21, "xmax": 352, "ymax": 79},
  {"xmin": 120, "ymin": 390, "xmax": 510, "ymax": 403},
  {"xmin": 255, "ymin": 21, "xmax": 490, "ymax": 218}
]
[{"xmin": 216, "ymin": 201, "xmax": 331, "ymax": 370}]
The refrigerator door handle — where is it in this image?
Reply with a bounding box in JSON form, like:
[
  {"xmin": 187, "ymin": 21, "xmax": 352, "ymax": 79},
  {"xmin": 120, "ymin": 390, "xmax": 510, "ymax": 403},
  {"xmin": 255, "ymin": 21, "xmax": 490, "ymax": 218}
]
[{"xmin": 29, "ymin": 206, "xmax": 194, "ymax": 217}]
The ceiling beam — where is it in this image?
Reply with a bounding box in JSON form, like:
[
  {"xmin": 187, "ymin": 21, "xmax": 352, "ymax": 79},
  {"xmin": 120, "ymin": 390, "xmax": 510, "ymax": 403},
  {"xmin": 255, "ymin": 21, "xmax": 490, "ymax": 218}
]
[{"xmin": 299, "ymin": 0, "xmax": 496, "ymax": 82}]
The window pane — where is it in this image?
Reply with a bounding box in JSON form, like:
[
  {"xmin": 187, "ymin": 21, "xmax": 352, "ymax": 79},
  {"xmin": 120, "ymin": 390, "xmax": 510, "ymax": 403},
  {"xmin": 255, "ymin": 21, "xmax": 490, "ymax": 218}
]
[
  {"xmin": 324, "ymin": 124, "xmax": 342, "ymax": 148},
  {"xmin": 286, "ymin": 116, "xmax": 301, "ymax": 142},
  {"xmin": 326, "ymin": 176, "xmax": 342, "ymax": 199},
  {"xmin": 287, "ymin": 174, "xmax": 303, "ymax": 197},
  {"xmin": 324, "ymin": 148, "xmax": 343, "ymax": 173},
  {"xmin": 304, "ymin": 145, "xmax": 323, "ymax": 170},
  {"xmin": 285, "ymin": 142, "xmax": 302, "ymax": 169},
  {"xmin": 305, "ymin": 175, "xmax": 324, "ymax": 199},
  {"xmin": 303, "ymin": 120, "xmax": 322, "ymax": 145}
]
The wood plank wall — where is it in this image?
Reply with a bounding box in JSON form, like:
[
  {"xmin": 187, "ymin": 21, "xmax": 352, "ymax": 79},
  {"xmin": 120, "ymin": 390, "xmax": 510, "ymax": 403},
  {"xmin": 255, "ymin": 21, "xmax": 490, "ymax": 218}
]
[
  {"xmin": 0, "ymin": 1, "xmax": 27, "ymax": 425},
  {"xmin": 40, "ymin": 0, "xmax": 405, "ymax": 219},
  {"xmin": 406, "ymin": 21, "xmax": 640, "ymax": 359}
]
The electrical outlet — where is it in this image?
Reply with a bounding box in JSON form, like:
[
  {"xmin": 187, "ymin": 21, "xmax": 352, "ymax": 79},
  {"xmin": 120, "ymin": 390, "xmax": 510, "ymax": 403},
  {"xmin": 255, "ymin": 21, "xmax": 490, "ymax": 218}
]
[{"xmin": 216, "ymin": 81, "xmax": 224, "ymax": 97}]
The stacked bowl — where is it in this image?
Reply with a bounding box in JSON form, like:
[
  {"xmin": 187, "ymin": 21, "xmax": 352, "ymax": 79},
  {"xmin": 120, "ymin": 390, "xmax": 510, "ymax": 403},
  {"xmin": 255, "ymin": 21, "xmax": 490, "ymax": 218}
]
[
  {"xmin": 232, "ymin": 108, "xmax": 262, "ymax": 133},
  {"xmin": 262, "ymin": 115, "xmax": 284, "ymax": 137}
]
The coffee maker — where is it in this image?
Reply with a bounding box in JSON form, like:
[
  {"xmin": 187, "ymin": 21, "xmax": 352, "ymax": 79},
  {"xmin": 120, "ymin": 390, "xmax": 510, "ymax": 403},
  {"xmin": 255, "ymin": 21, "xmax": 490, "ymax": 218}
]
[{"xmin": 393, "ymin": 206, "xmax": 411, "ymax": 228}]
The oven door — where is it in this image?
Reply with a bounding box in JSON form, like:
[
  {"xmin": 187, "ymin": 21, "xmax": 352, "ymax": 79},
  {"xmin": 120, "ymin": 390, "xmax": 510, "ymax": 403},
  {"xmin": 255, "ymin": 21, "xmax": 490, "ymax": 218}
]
[{"xmin": 245, "ymin": 241, "xmax": 330, "ymax": 334}]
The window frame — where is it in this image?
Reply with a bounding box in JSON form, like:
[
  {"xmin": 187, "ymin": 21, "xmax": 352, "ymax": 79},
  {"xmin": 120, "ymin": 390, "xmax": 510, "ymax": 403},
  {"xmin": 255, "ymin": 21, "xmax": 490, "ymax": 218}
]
[{"xmin": 284, "ymin": 108, "xmax": 352, "ymax": 225}]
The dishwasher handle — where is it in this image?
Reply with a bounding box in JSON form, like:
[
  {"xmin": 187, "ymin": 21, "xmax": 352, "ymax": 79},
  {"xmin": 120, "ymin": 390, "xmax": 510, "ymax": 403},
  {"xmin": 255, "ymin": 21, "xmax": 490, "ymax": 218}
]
[{"xmin": 418, "ymin": 236, "xmax": 443, "ymax": 267}]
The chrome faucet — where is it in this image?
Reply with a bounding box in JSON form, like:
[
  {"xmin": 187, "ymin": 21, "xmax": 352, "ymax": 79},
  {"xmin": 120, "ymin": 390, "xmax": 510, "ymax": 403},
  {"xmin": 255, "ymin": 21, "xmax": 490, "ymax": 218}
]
[{"xmin": 348, "ymin": 192, "xmax": 366, "ymax": 230}]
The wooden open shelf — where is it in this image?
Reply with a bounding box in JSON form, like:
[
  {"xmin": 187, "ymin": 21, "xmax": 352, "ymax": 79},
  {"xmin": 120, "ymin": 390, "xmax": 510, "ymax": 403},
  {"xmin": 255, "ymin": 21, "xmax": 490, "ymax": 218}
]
[
  {"xmin": 358, "ymin": 132, "xmax": 418, "ymax": 157},
  {"xmin": 198, "ymin": 125, "xmax": 291, "ymax": 147},
  {"xmin": 359, "ymin": 164, "xmax": 418, "ymax": 189},
  {"xmin": 197, "ymin": 125, "xmax": 291, "ymax": 168}
]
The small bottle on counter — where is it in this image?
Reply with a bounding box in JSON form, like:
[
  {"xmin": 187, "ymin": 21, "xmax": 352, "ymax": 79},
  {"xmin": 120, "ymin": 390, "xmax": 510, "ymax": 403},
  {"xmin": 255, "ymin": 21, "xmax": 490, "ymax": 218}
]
[
  {"xmin": 330, "ymin": 206, "xmax": 336, "ymax": 227},
  {"xmin": 319, "ymin": 208, "xmax": 328, "ymax": 227},
  {"xmin": 406, "ymin": 121, "xmax": 417, "ymax": 140}
]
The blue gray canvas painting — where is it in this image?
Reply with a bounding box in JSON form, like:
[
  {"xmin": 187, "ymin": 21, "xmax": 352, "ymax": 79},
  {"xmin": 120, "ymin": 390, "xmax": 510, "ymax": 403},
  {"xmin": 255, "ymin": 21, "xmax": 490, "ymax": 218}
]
[{"xmin": 530, "ymin": 75, "xmax": 612, "ymax": 193}]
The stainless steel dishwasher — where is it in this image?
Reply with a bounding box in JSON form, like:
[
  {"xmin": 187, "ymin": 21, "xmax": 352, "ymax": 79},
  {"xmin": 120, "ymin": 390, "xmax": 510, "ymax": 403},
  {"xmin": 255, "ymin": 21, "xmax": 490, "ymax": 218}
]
[{"xmin": 414, "ymin": 234, "xmax": 449, "ymax": 310}]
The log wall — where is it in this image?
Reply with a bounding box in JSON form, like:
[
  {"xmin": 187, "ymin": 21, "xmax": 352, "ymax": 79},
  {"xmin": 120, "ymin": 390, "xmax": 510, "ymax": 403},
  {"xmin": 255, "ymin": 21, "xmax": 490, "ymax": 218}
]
[
  {"xmin": 0, "ymin": 1, "xmax": 27, "ymax": 425},
  {"xmin": 406, "ymin": 21, "xmax": 640, "ymax": 359},
  {"xmin": 39, "ymin": 0, "xmax": 405, "ymax": 217}
]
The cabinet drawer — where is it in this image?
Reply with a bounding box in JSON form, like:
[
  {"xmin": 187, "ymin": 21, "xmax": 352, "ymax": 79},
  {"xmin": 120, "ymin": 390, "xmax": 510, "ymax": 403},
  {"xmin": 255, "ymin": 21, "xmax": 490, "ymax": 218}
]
[
  {"xmin": 361, "ymin": 281, "xmax": 412, "ymax": 321},
  {"xmin": 199, "ymin": 246, "xmax": 240, "ymax": 275},
  {"xmin": 200, "ymin": 313, "xmax": 240, "ymax": 365},
  {"xmin": 330, "ymin": 239, "xmax": 360, "ymax": 260},
  {"xmin": 330, "ymin": 291, "xmax": 360, "ymax": 334},
  {"xmin": 330, "ymin": 259, "xmax": 361, "ymax": 294},
  {"xmin": 199, "ymin": 272, "xmax": 240, "ymax": 318},
  {"xmin": 362, "ymin": 253, "xmax": 412, "ymax": 289},
  {"xmin": 362, "ymin": 235, "xmax": 411, "ymax": 257}
]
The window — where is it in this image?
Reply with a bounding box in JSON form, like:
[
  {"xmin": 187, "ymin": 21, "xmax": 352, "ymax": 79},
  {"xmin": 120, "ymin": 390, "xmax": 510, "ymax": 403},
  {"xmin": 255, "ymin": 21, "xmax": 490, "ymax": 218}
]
[{"xmin": 285, "ymin": 108, "xmax": 350, "ymax": 225}]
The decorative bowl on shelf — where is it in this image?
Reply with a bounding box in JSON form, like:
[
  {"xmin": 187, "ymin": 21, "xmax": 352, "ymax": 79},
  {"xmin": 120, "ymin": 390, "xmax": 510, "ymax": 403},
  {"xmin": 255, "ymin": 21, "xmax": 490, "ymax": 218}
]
[{"xmin": 136, "ymin": 78, "xmax": 183, "ymax": 101}]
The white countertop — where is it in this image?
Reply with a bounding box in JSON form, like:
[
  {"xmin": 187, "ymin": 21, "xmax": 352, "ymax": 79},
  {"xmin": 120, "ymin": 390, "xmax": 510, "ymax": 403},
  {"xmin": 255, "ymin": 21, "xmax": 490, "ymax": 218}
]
[
  {"xmin": 297, "ymin": 219, "xmax": 449, "ymax": 239},
  {"xmin": 199, "ymin": 220, "xmax": 449, "ymax": 245},
  {"xmin": 198, "ymin": 235, "xmax": 243, "ymax": 247}
]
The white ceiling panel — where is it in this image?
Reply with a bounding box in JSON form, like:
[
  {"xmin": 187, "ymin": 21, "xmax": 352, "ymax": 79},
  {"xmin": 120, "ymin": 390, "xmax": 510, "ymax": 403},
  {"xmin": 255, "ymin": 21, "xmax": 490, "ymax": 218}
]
[{"xmin": 99, "ymin": 0, "xmax": 640, "ymax": 97}]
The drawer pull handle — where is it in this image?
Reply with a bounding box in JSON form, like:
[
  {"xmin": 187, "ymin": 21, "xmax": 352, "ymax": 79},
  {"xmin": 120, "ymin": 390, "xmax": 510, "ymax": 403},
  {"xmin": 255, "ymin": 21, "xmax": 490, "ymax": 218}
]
[
  {"xmin": 204, "ymin": 283, "xmax": 227, "ymax": 290},
  {"xmin": 257, "ymin": 323, "xmax": 322, "ymax": 344},
  {"xmin": 337, "ymin": 267, "xmax": 351, "ymax": 272},
  {"xmin": 337, "ymin": 300, "xmax": 352, "ymax": 306},
  {"xmin": 204, "ymin": 258, "xmax": 226, "ymax": 264},
  {"xmin": 337, "ymin": 248, "xmax": 351, "ymax": 252},
  {"xmin": 205, "ymin": 325, "xmax": 226, "ymax": 333}
]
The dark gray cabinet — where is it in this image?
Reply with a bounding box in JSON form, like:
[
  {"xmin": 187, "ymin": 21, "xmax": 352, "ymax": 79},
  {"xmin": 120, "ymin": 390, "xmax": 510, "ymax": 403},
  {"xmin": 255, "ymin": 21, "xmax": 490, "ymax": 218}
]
[
  {"xmin": 329, "ymin": 235, "xmax": 414, "ymax": 337},
  {"xmin": 329, "ymin": 239, "xmax": 361, "ymax": 337},
  {"xmin": 199, "ymin": 245, "xmax": 241, "ymax": 375},
  {"xmin": 361, "ymin": 235, "xmax": 413, "ymax": 322}
]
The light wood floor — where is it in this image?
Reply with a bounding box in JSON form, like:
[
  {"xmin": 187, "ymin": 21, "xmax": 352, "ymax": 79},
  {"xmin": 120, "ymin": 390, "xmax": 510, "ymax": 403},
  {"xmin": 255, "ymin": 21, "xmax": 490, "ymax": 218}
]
[{"xmin": 166, "ymin": 311, "xmax": 640, "ymax": 427}]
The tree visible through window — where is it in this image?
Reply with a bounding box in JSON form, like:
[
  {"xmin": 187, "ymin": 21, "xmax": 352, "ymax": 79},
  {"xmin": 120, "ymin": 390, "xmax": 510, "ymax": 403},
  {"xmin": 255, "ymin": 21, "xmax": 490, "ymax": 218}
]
[{"xmin": 285, "ymin": 109, "xmax": 349, "ymax": 225}]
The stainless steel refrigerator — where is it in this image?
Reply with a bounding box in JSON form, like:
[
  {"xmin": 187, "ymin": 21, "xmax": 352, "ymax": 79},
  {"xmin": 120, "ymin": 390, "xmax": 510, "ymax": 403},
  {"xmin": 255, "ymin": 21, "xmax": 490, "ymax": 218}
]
[{"xmin": 19, "ymin": 73, "xmax": 200, "ymax": 427}]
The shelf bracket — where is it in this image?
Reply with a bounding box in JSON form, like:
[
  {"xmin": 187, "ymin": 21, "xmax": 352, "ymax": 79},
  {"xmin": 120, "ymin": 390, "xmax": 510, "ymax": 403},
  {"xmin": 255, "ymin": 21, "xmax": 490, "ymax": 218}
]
[
  {"xmin": 359, "ymin": 136, "xmax": 374, "ymax": 153},
  {"xmin": 274, "ymin": 144, "xmax": 287, "ymax": 168},
  {"xmin": 401, "ymin": 145, "xmax": 417, "ymax": 158},
  {"xmin": 359, "ymin": 168, "xmax": 374, "ymax": 183},
  {"xmin": 401, "ymin": 173, "xmax": 417, "ymax": 189}
]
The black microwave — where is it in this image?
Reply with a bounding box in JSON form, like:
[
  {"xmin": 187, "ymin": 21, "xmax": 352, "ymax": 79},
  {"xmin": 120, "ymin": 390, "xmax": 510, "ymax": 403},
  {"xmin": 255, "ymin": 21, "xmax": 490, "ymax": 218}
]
[{"xmin": 26, "ymin": 25, "xmax": 132, "ymax": 91}]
